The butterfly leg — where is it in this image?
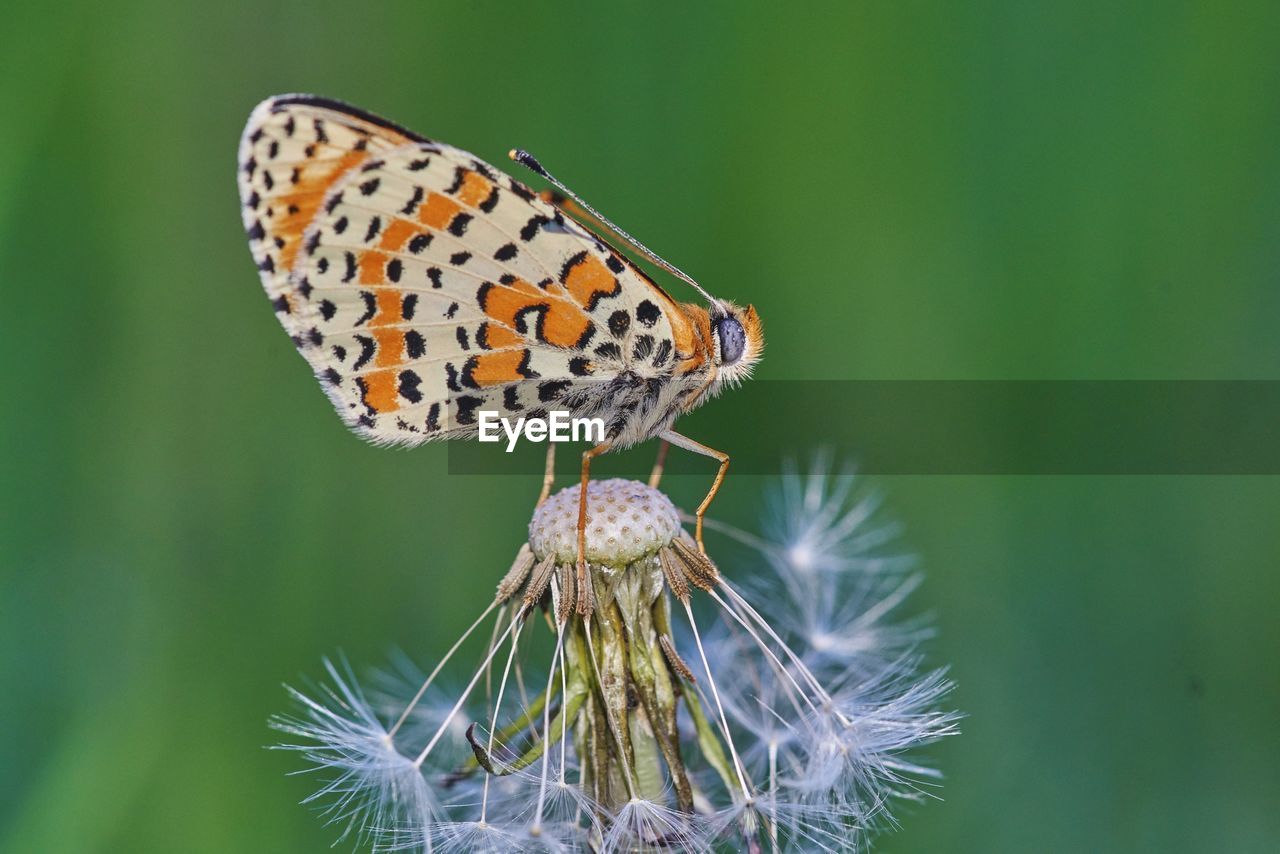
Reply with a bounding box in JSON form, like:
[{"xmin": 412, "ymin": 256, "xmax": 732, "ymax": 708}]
[
  {"xmin": 576, "ymin": 441, "xmax": 612, "ymax": 616},
  {"xmin": 647, "ymin": 439, "xmax": 670, "ymax": 489},
  {"xmin": 536, "ymin": 444, "xmax": 557, "ymax": 507},
  {"xmin": 658, "ymin": 430, "xmax": 729, "ymax": 554}
]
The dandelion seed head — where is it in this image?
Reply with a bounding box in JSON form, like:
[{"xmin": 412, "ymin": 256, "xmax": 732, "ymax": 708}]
[
  {"xmin": 529, "ymin": 478, "xmax": 680, "ymax": 566},
  {"xmin": 275, "ymin": 456, "xmax": 958, "ymax": 851}
]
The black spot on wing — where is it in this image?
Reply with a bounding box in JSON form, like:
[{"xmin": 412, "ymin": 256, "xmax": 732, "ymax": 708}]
[
  {"xmin": 455, "ymin": 395, "xmax": 483, "ymax": 426},
  {"xmin": 520, "ymin": 214, "xmax": 550, "ymax": 242},
  {"xmin": 448, "ymin": 214, "xmax": 473, "ymax": 237},
  {"xmin": 445, "ymin": 167, "xmax": 467, "ymax": 194},
  {"xmin": 503, "ymin": 385, "xmax": 524, "ymax": 412},
  {"xmin": 507, "ymin": 179, "xmax": 534, "ymax": 202},
  {"xmin": 652, "ymin": 339, "xmax": 672, "ymax": 368},
  {"xmin": 353, "ymin": 334, "xmax": 376, "ymax": 369},
  {"xmin": 398, "ymin": 370, "xmax": 422, "ymax": 403},
  {"xmin": 538, "ymin": 380, "xmax": 571, "ymax": 402},
  {"xmin": 632, "ymin": 334, "xmax": 654, "ymax": 360},
  {"xmin": 405, "ymin": 330, "xmax": 426, "ymax": 359},
  {"xmin": 401, "ymin": 186, "xmax": 424, "ymax": 215},
  {"xmin": 354, "ymin": 291, "xmax": 377, "ymax": 326},
  {"xmin": 594, "ymin": 341, "xmax": 622, "ymax": 361},
  {"xmin": 608, "ymin": 310, "xmax": 630, "ymax": 338},
  {"xmin": 636, "ymin": 299, "xmax": 660, "ymax": 327}
]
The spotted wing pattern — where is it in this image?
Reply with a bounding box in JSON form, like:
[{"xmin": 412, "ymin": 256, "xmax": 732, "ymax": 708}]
[{"xmin": 239, "ymin": 95, "xmax": 695, "ymax": 445}]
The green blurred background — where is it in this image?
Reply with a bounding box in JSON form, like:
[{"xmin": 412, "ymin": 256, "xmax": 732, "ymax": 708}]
[{"xmin": 3, "ymin": 2, "xmax": 1279, "ymax": 851}]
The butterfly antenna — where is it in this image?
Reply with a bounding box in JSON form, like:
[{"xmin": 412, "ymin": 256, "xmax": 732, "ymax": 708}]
[{"xmin": 509, "ymin": 149, "xmax": 717, "ymax": 304}]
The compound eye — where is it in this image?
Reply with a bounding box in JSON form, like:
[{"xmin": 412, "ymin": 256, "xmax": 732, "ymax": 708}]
[{"xmin": 716, "ymin": 315, "xmax": 746, "ymax": 365}]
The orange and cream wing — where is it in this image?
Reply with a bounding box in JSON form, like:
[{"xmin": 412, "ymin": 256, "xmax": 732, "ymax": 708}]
[
  {"xmin": 238, "ymin": 96, "xmax": 423, "ymax": 343},
  {"xmin": 238, "ymin": 95, "xmax": 694, "ymax": 445}
]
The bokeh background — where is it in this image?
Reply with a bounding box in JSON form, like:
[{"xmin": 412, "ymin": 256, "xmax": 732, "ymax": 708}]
[{"xmin": 3, "ymin": 2, "xmax": 1279, "ymax": 851}]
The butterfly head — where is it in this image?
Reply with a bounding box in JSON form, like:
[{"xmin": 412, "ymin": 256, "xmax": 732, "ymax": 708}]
[{"xmin": 708, "ymin": 301, "xmax": 763, "ymax": 388}]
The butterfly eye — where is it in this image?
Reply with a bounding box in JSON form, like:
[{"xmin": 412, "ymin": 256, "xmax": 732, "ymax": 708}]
[{"xmin": 716, "ymin": 315, "xmax": 746, "ymax": 366}]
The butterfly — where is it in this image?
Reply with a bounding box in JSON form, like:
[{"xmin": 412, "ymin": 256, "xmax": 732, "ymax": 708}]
[{"xmin": 238, "ymin": 95, "xmax": 763, "ymax": 609}]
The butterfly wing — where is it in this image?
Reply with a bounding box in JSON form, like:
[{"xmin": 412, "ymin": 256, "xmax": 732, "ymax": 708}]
[{"xmin": 239, "ymin": 95, "xmax": 697, "ymax": 445}]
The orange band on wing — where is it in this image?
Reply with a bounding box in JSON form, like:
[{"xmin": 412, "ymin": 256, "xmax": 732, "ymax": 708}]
[
  {"xmin": 562, "ymin": 253, "xmax": 620, "ymax": 310},
  {"xmin": 465, "ymin": 350, "xmax": 529, "ymax": 386},
  {"xmin": 456, "ymin": 171, "xmax": 494, "ymax": 208},
  {"xmin": 480, "ymin": 322, "xmax": 522, "ymax": 349},
  {"xmin": 369, "ymin": 289, "xmax": 403, "ymax": 327},
  {"xmin": 481, "ymin": 279, "xmax": 593, "ymax": 349},
  {"xmin": 276, "ymin": 149, "xmax": 369, "ymax": 271},
  {"xmin": 417, "ymin": 192, "xmax": 462, "ymax": 230},
  {"xmin": 372, "ymin": 327, "xmax": 405, "ymax": 367},
  {"xmin": 359, "ymin": 250, "xmax": 389, "ymax": 285},
  {"xmin": 541, "ymin": 304, "xmax": 593, "ymax": 349},
  {"xmin": 361, "ymin": 369, "xmax": 400, "ymax": 413},
  {"xmin": 378, "ymin": 217, "xmax": 420, "ymax": 252}
]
